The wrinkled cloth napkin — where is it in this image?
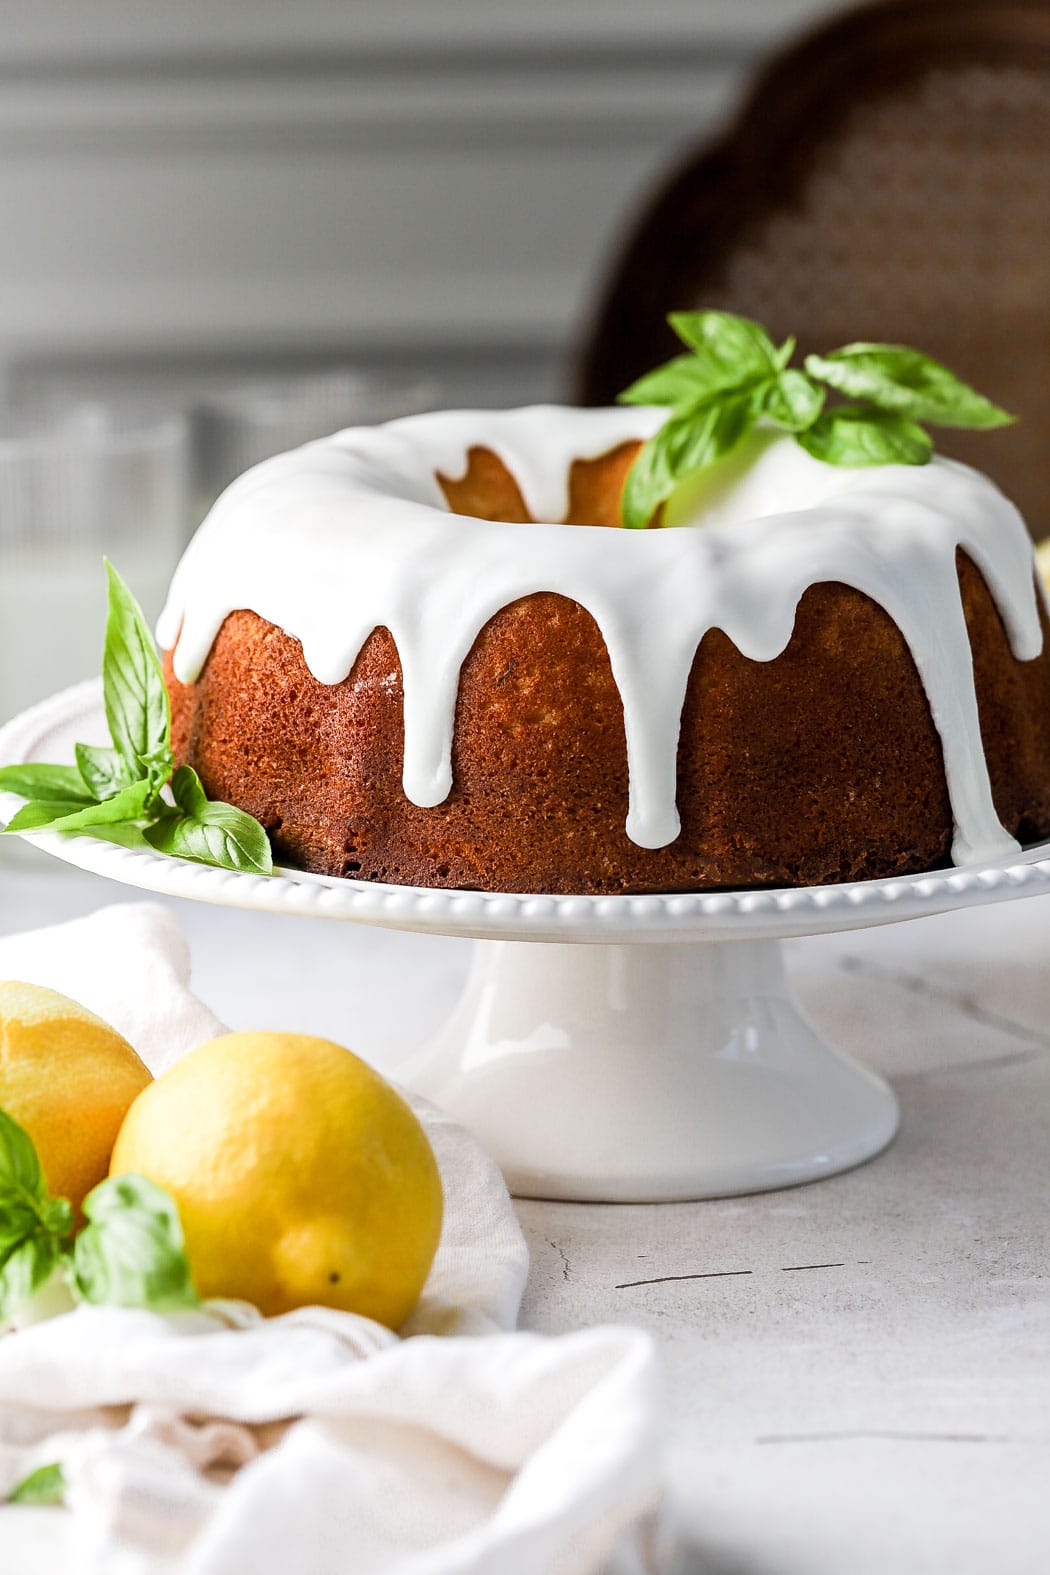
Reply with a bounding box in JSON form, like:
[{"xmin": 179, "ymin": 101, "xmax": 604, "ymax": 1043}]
[{"xmin": 0, "ymin": 903, "xmax": 664, "ymax": 1574}]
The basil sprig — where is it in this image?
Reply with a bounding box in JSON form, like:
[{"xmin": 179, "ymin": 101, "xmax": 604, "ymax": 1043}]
[
  {"xmin": 0, "ymin": 563, "xmax": 272, "ymax": 876},
  {"xmin": 0, "ymin": 1110, "xmax": 73, "ymax": 1320},
  {"xmin": 617, "ymin": 311, "xmax": 1014, "ymax": 528},
  {"xmin": 0, "ymin": 1105, "xmax": 198, "ymax": 1326}
]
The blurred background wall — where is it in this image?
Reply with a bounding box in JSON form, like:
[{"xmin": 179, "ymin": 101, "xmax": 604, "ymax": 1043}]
[{"xmin": 0, "ymin": 0, "xmax": 836, "ymax": 411}]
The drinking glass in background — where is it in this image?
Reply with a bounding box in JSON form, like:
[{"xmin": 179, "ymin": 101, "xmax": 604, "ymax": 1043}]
[
  {"xmin": 193, "ymin": 370, "xmax": 435, "ymax": 518},
  {"xmin": 0, "ymin": 404, "xmax": 190, "ymax": 727}
]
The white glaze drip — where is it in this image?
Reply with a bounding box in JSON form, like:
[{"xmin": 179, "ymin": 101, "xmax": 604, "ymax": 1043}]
[{"xmin": 157, "ymin": 407, "xmax": 1044, "ymax": 865}]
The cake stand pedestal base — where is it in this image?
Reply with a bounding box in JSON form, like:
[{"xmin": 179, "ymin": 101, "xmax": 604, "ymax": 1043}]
[{"xmin": 404, "ymin": 937, "xmax": 899, "ymax": 1202}]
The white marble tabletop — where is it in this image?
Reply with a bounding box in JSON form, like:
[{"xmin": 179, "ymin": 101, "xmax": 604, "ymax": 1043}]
[{"xmin": 1, "ymin": 842, "xmax": 1048, "ymax": 1575}]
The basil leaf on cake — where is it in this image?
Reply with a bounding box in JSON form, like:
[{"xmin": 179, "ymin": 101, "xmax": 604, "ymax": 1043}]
[
  {"xmin": 616, "ymin": 310, "xmax": 1012, "ymax": 527},
  {"xmin": 2, "ymin": 308, "xmax": 1044, "ymax": 893}
]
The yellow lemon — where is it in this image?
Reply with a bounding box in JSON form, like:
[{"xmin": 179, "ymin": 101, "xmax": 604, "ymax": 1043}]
[
  {"xmin": 111, "ymin": 1031, "xmax": 443, "ymax": 1328},
  {"xmin": 0, "ymin": 981, "xmax": 152, "ymax": 1212}
]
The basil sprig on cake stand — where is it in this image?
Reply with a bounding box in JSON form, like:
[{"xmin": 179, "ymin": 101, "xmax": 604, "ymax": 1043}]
[
  {"xmin": 617, "ymin": 310, "xmax": 1015, "ymax": 529},
  {"xmin": 0, "ymin": 563, "xmax": 272, "ymax": 875}
]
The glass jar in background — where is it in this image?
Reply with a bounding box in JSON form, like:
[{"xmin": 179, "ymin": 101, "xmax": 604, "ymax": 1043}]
[
  {"xmin": 193, "ymin": 369, "xmax": 434, "ymax": 518},
  {"xmin": 0, "ymin": 404, "xmax": 190, "ymax": 727}
]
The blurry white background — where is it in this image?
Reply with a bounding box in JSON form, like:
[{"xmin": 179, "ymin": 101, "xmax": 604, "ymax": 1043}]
[
  {"xmin": 0, "ymin": 0, "xmax": 835, "ymax": 410},
  {"xmin": 0, "ymin": 0, "xmax": 837, "ymax": 721}
]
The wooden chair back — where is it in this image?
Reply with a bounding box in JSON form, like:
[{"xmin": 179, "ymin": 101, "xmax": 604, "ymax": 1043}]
[{"xmin": 576, "ymin": 0, "xmax": 1050, "ymax": 535}]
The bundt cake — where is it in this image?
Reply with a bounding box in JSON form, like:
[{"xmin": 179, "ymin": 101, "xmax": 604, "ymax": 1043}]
[{"xmin": 158, "ymin": 406, "xmax": 1050, "ymax": 893}]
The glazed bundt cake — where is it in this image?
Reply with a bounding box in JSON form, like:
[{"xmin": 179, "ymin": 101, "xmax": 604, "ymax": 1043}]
[{"xmin": 158, "ymin": 407, "xmax": 1050, "ymax": 894}]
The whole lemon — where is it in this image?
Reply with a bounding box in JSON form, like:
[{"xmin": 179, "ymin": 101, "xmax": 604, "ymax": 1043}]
[
  {"xmin": 111, "ymin": 1031, "xmax": 443, "ymax": 1328},
  {"xmin": 0, "ymin": 981, "xmax": 152, "ymax": 1212}
]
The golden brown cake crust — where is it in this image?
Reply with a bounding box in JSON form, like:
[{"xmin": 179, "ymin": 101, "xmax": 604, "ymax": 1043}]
[{"xmin": 165, "ymin": 550, "xmax": 1050, "ymax": 894}]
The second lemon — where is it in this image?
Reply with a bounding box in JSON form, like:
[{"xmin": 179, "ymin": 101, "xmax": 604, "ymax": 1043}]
[{"xmin": 111, "ymin": 1030, "xmax": 443, "ymax": 1328}]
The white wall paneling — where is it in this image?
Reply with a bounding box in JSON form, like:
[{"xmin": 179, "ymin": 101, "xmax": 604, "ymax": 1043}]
[{"xmin": 0, "ymin": 1, "xmax": 837, "ymax": 407}]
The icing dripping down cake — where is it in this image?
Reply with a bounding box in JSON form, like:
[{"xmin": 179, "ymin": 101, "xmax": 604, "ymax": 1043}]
[{"xmin": 158, "ymin": 407, "xmax": 1050, "ymax": 893}]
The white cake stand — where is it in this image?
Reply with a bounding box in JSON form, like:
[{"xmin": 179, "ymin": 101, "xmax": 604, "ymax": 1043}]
[{"xmin": 5, "ymin": 680, "xmax": 1050, "ymax": 1203}]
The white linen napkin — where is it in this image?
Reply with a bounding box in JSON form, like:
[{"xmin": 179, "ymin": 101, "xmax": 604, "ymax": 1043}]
[{"xmin": 0, "ymin": 903, "xmax": 664, "ymax": 1574}]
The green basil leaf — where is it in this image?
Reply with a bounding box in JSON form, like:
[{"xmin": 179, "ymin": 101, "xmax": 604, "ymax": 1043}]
[
  {"xmin": 0, "ymin": 1191, "xmax": 47, "ymax": 1257},
  {"xmin": 0, "ymin": 1110, "xmax": 46, "ymax": 1198},
  {"xmin": 74, "ymin": 742, "xmax": 136, "ymax": 801},
  {"xmin": 41, "ymin": 1196, "xmax": 74, "ymax": 1238},
  {"xmin": 0, "ymin": 1233, "xmax": 63, "ymax": 1322},
  {"xmin": 169, "ymin": 763, "xmax": 209, "ymax": 818},
  {"xmin": 667, "ymin": 392, "xmax": 756, "ymax": 475},
  {"xmin": 774, "ymin": 335, "xmax": 797, "ymax": 371},
  {"xmin": 102, "ymin": 561, "xmax": 173, "ymax": 781},
  {"xmin": 805, "ymin": 345, "xmax": 1014, "ymax": 429},
  {"xmin": 74, "ymin": 821, "xmax": 154, "ymax": 851},
  {"xmin": 667, "ymin": 311, "xmax": 779, "ymax": 384},
  {"xmin": 797, "ymin": 405, "xmax": 933, "ymax": 467},
  {"xmin": 0, "ymin": 1192, "xmax": 73, "ymax": 1255},
  {"xmin": 621, "ymin": 393, "xmax": 757, "ymax": 529},
  {"xmin": 620, "ymin": 422, "xmax": 677, "ymax": 531},
  {"xmin": 4, "ymin": 779, "xmax": 153, "ymax": 837},
  {"xmin": 761, "ymin": 371, "xmax": 825, "ymax": 432},
  {"xmin": 4, "ymin": 801, "xmax": 100, "ymax": 835},
  {"xmin": 8, "ymin": 1463, "xmax": 66, "ymax": 1506},
  {"xmin": 144, "ymin": 793, "xmax": 274, "ymax": 876},
  {"xmin": 0, "ymin": 1114, "xmax": 74, "ymax": 1320},
  {"xmin": 617, "ymin": 354, "xmax": 724, "ymax": 409},
  {"xmin": 73, "ymin": 1174, "xmax": 199, "ymax": 1312},
  {"xmin": 55, "ymin": 778, "xmax": 153, "ymax": 827},
  {"xmin": 0, "ymin": 764, "xmax": 93, "ymax": 805}
]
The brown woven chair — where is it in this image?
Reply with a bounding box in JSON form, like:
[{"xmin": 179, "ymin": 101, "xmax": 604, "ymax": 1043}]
[{"xmin": 576, "ymin": 0, "xmax": 1050, "ymax": 536}]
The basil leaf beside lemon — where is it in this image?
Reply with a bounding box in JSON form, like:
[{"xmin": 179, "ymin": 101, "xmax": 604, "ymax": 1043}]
[
  {"xmin": 0, "ymin": 1104, "xmax": 198, "ymax": 1324},
  {"xmin": 0, "ymin": 564, "xmax": 273, "ymax": 877},
  {"xmin": 73, "ymin": 1174, "xmax": 199, "ymax": 1313},
  {"xmin": 0, "ymin": 1110, "xmax": 74, "ymax": 1322},
  {"xmin": 0, "ymin": 1105, "xmax": 50, "ymax": 1196},
  {"xmin": 617, "ymin": 310, "xmax": 1015, "ymax": 528}
]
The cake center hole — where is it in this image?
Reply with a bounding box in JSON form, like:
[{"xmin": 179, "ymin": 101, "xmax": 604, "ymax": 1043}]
[
  {"xmin": 437, "ymin": 441, "xmax": 643, "ymax": 529},
  {"xmin": 437, "ymin": 429, "xmax": 860, "ymax": 532}
]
